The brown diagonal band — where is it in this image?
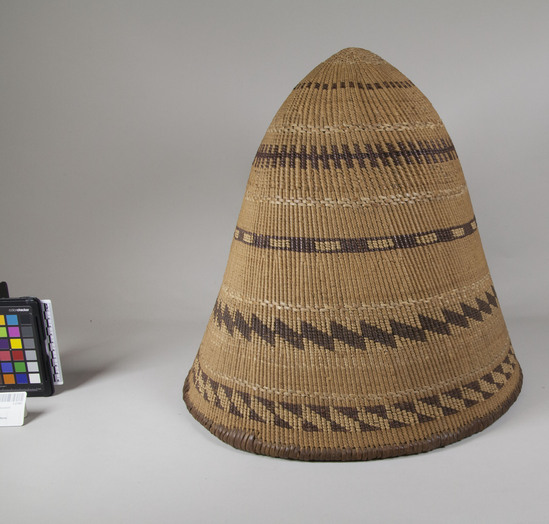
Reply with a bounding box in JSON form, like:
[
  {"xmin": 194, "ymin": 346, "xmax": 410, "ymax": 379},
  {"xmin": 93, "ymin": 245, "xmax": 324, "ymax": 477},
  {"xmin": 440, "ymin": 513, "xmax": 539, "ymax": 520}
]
[
  {"xmin": 189, "ymin": 346, "xmax": 517, "ymax": 434},
  {"xmin": 212, "ymin": 284, "xmax": 499, "ymax": 351}
]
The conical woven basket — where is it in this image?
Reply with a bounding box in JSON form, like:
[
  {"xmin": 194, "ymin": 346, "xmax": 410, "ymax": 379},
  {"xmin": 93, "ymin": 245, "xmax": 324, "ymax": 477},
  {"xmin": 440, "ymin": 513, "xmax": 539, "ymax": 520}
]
[{"xmin": 183, "ymin": 48, "xmax": 522, "ymax": 461}]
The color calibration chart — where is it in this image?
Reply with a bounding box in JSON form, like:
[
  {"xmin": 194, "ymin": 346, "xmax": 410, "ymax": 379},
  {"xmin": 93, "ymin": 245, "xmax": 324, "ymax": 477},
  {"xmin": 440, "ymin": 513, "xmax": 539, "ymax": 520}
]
[
  {"xmin": 0, "ymin": 298, "xmax": 61, "ymax": 396},
  {"xmin": 0, "ymin": 311, "xmax": 41, "ymax": 386}
]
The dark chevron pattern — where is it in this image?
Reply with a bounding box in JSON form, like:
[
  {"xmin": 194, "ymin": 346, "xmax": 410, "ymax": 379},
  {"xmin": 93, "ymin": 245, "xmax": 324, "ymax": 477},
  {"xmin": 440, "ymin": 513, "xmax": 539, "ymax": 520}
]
[
  {"xmin": 233, "ymin": 217, "xmax": 477, "ymax": 254},
  {"xmin": 292, "ymin": 79, "xmax": 415, "ymax": 91},
  {"xmin": 190, "ymin": 346, "xmax": 517, "ymax": 433},
  {"xmin": 212, "ymin": 286, "xmax": 499, "ymax": 351},
  {"xmin": 252, "ymin": 139, "xmax": 457, "ymax": 171}
]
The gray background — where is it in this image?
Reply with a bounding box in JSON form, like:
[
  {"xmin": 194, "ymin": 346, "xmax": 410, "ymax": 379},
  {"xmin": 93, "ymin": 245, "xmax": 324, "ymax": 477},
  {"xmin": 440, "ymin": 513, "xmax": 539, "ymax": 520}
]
[{"xmin": 1, "ymin": 1, "xmax": 548, "ymax": 522}]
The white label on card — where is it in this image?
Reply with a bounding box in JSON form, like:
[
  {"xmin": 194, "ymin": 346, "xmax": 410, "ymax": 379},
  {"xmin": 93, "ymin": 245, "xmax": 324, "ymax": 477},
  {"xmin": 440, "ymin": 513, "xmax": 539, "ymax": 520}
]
[{"xmin": 0, "ymin": 392, "xmax": 27, "ymax": 426}]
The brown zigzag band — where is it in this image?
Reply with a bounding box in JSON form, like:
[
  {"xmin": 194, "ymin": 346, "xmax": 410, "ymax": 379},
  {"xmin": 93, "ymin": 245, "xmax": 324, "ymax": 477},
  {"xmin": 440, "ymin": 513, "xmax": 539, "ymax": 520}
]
[
  {"xmin": 234, "ymin": 217, "xmax": 477, "ymax": 254},
  {"xmin": 212, "ymin": 285, "xmax": 499, "ymax": 351},
  {"xmin": 252, "ymin": 139, "xmax": 457, "ymax": 171},
  {"xmin": 189, "ymin": 346, "xmax": 517, "ymax": 434},
  {"xmin": 293, "ymin": 80, "xmax": 415, "ymax": 91}
]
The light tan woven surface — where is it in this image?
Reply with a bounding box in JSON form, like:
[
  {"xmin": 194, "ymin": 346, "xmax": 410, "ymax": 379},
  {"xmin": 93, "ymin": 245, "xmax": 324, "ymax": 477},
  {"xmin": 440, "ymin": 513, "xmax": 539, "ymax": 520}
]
[{"xmin": 184, "ymin": 48, "xmax": 522, "ymax": 460}]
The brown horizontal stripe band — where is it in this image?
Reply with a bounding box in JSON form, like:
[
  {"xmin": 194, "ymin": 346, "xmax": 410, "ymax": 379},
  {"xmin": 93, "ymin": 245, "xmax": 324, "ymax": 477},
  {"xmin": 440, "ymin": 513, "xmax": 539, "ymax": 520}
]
[
  {"xmin": 293, "ymin": 80, "xmax": 415, "ymax": 91},
  {"xmin": 252, "ymin": 139, "xmax": 457, "ymax": 171},
  {"xmin": 190, "ymin": 346, "xmax": 517, "ymax": 433},
  {"xmin": 234, "ymin": 217, "xmax": 477, "ymax": 254},
  {"xmin": 212, "ymin": 285, "xmax": 499, "ymax": 351}
]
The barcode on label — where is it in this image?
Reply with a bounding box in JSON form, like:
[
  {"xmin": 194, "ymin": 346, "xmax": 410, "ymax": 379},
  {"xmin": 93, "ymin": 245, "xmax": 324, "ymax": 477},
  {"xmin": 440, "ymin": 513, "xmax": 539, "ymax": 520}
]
[{"xmin": 0, "ymin": 392, "xmax": 26, "ymax": 404}]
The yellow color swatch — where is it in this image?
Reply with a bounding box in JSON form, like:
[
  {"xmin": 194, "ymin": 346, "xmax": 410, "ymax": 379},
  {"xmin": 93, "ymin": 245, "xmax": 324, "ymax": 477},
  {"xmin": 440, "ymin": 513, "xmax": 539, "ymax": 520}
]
[{"xmin": 10, "ymin": 338, "xmax": 22, "ymax": 349}]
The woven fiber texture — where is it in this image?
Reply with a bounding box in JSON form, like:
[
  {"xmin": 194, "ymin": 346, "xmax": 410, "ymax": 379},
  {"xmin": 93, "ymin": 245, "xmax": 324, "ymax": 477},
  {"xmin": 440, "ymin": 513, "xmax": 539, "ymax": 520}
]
[{"xmin": 183, "ymin": 48, "xmax": 522, "ymax": 461}]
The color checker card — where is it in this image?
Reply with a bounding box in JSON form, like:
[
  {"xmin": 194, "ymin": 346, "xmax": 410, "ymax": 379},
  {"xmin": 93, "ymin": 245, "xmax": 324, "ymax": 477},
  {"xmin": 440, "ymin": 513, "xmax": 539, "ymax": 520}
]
[{"xmin": 0, "ymin": 298, "xmax": 62, "ymax": 397}]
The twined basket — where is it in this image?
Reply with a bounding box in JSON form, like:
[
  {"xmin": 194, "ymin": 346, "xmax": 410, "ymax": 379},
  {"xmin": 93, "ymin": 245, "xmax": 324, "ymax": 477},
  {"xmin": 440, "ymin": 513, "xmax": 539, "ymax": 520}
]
[{"xmin": 183, "ymin": 48, "xmax": 522, "ymax": 461}]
